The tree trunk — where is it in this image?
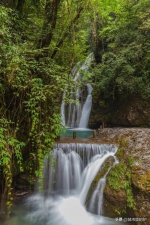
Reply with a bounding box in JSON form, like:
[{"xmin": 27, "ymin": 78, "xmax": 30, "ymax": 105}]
[
  {"xmin": 16, "ymin": 0, "xmax": 26, "ymax": 14},
  {"xmin": 38, "ymin": 0, "xmax": 61, "ymax": 48},
  {"xmin": 51, "ymin": 6, "xmax": 83, "ymax": 58}
]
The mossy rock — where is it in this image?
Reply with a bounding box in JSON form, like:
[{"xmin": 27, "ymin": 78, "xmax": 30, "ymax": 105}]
[
  {"xmin": 132, "ymin": 165, "xmax": 150, "ymax": 194},
  {"xmin": 103, "ymin": 185, "xmax": 127, "ymax": 217},
  {"xmin": 86, "ymin": 156, "xmax": 115, "ymax": 205}
]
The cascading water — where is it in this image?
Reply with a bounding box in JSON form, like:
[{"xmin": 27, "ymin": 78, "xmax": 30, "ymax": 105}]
[
  {"xmin": 61, "ymin": 53, "xmax": 94, "ymax": 128},
  {"xmin": 89, "ymin": 177, "xmax": 106, "ymax": 215},
  {"xmin": 88, "ymin": 156, "xmax": 119, "ymax": 216},
  {"xmin": 79, "ymin": 83, "xmax": 93, "ymax": 128},
  {"xmin": 22, "ymin": 143, "xmax": 126, "ymax": 225}
]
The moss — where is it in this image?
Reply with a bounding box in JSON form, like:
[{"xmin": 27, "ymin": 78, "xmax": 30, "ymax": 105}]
[
  {"xmin": 105, "ymin": 137, "xmax": 136, "ymax": 213},
  {"xmin": 106, "ymin": 163, "xmax": 136, "ymax": 212},
  {"xmin": 115, "ymin": 137, "xmax": 128, "ymax": 160},
  {"xmin": 86, "ymin": 137, "xmax": 136, "ymax": 216},
  {"xmin": 103, "ymin": 185, "xmax": 127, "ymax": 218},
  {"xmin": 86, "ymin": 156, "xmax": 115, "ymax": 205},
  {"xmin": 132, "ymin": 165, "xmax": 150, "ymax": 194}
]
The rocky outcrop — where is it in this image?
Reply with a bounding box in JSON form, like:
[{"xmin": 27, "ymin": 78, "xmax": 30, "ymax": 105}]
[
  {"xmin": 94, "ymin": 128, "xmax": 150, "ymax": 225},
  {"xmin": 132, "ymin": 165, "xmax": 150, "ymax": 195}
]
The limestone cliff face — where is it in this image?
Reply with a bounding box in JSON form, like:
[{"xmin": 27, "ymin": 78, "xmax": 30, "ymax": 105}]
[{"xmin": 93, "ymin": 128, "xmax": 150, "ymax": 225}]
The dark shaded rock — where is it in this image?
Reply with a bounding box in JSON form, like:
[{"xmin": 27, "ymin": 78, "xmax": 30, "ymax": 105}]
[{"xmin": 89, "ymin": 98, "xmax": 150, "ymax": 127}]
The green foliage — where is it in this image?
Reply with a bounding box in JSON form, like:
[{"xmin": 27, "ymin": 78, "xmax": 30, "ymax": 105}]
[
  {"xmin": 0, "ymin": 0, "xmax": 91, "ymax": 215},
  {"xmin": 92, "ymin": 0, "xmax": 150, "ymax": 105},
  {"xmin": 107, "ymin": 163, "xmax": 126, "ymax": 190},
  {"xmin": 1, "ymin": 0, "xmax": 149, "ymax": 217},
  {"xmin": 115, "ymin": 137, "xmax": 128, "ymax": 160},
  {"xmin": 115, "ymin": 208, "xmax": 126, "ymax": 216},
  {"xmin": 107, "ymin": 138, "xmax": 136, "ymax": 212},
  {"xmin": 107, "ymin": 162, "xmax": 136, "ymax": 210},
  {"xmin": 0, "ymin": 118, "xmax": 25, "ymax": 216}
]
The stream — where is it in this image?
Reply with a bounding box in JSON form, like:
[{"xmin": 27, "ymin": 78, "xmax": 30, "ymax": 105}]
[{"xmin": 2, "ymin": 142, "xmax": 128, "ymax": 225}]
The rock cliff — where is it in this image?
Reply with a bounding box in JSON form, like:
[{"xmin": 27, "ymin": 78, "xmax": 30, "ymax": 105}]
[{"xmin": 96, "ymin": 128, "xmax": 150, "ymax": 225}]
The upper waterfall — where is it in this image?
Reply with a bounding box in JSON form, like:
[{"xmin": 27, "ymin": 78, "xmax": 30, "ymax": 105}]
[
  {"xmin": 61, "ymin": 53, "xmax": 94, "ymax": 128},
  {"xmin": 79, "ymin": 83, "xmax": 93, "ymax": 128}
]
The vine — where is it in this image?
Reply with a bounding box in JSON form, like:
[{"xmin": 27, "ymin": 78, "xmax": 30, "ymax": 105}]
[
  {"xmin": 24, "ymin": 78, "xmax": 64, "ymax": 189},
  {"xmin": 0, "ymin": 119, "xmax": 24, "ymax": 216}
]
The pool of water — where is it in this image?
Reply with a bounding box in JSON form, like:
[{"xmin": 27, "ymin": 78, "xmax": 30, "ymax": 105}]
[
  {"xmin": 1, "ymin": 196, "xmax": 128, "ymax": 225},
  {"xmin": 61, "ymin": 128, "xmax": 93, "ymax": 139},
  {"xmin": 1, "ymin": 143, "xmax": 132, "ymax": 225}
]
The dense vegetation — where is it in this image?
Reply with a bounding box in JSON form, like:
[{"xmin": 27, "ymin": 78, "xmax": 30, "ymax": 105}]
[
  {"xmin": 92, "ymin": 0, "xmax": 150, "ymax": 111},
  {"xmin": 0, "ymin": 0, "xmax": 150, "ymax": 216},
  {"xmin": 0, "ymin": 0, "xmax": 92, "ymax": 216}
]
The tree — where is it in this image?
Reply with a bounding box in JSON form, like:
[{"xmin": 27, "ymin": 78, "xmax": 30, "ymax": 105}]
[
  {"xmin": 92, "ymin": 0, "xmax": 150, "ymax": 105},
  {"xmin": 0, "ymin": 0, "xmax": 92, "ymax": 216}
]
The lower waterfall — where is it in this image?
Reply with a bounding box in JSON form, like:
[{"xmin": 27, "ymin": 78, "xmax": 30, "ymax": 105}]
[{"xmin": 24, "ymin": 143, "xmax": 125, "ymax": 225}]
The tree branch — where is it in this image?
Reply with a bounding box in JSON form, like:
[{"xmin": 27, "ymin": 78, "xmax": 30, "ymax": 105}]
[{"xmin": 51, "ymin": 6, "xmax": 83, "ymax": 59}]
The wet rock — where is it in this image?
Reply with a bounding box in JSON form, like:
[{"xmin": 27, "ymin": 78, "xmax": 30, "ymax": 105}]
[
  {"xmin": 132, "ymin": 165, "xmax": 150, "ymax": 195},
  {"xmin": 103, "ymin": 186, "xmax": 127, "ymax": 218},
  {"xmin": 86, "ymin": 156, "xmax": 115, "ymax": 206},
  {"xmin": 92, "ymin": 128, "xmax": 150, "ymax": 225}
]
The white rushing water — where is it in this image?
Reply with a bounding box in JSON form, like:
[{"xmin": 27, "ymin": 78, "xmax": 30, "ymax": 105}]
[
  {"xmin": 61, "ymin": 53, "xmax": 94, "ymax": 128},
  {"xmin": 79, "ymin": 83, "xmax": 93, "ymax": 128},
  {"xmin": 88, "ymin": 156, "xmax": 119, "ymax": 215},
  {"xmin": 89, "ymin": 177, "xmax": 106, "ymax": 215},
  {"xmin": 21, "ymin": 143, "xmax": 126, "ymax": 225}
]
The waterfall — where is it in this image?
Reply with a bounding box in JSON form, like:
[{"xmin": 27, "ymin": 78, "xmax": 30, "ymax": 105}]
[
  {"xmin": 24, "ymin": 143, "xmax": 125, "ymax": 225},
  {"xmin": 61, "ymin": 91, "xmax": 66, "ymax": 126},
  {"xmin": 61, "ymin": 53, "xmax": 94, "ymax": 128},
  {"xmin": 79, "ymin": 83, "xmax": 93, "ymax": 128},
  {"xmin": 88, "ymin": 156, "xmax": 119, "ymax": 215}
]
